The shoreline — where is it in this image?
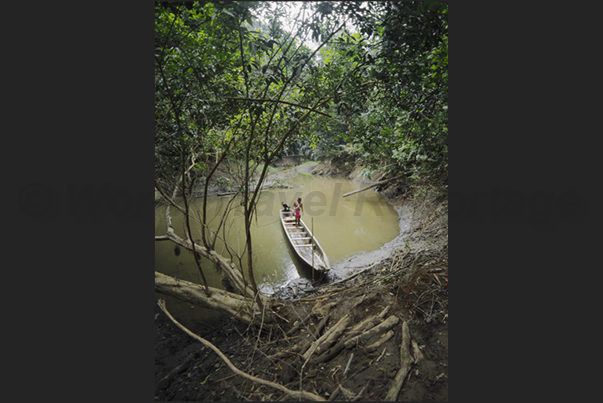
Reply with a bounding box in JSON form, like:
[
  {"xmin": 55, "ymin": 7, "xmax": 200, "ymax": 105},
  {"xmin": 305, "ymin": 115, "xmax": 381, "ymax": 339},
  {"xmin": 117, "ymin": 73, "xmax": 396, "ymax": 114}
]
[
  {"xmin": 155, "ymin": 167, "xmax": 448, "ymax": 401},
  {"xmin": 156, "ymin": 161, "xmax": 421, "ymax": 299},
  {"xmin": 255, "ymin": 163, "xmax": 417, "ymax": 298}
]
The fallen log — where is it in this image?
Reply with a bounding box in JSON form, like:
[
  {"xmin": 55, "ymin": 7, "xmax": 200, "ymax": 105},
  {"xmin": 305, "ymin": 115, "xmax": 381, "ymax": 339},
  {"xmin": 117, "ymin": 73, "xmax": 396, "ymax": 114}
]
[
  {"xmin": 155, "ymin": 271, "xmax": 258, "ymax": 324},
  {"xmin": 312, "ymin": 317, "xmax": 380, "ymax": 363},
  {"xmin": 313, "ymin": 314, "xmax": 396, "ymax": 364},
  {"xmin": 344, "ymin": 315, "xmax": 399, "ymax": 349},
  {"xmin": 315, "ymin": 315, "xmax": 351, "ymax": 355},
  {"xmin": 298, "ymin": 337, "xmax": 315, "ymax": 357},
  {"xmin": 349, "ymin": 315, "xmax": 382, "ymax": 335},
  {"xmin": 298, "ymin": 315, "xmax": 331, "ymax": 356},
  {"xmin": 366, "ymin": 329, "xmax": 395, "ymax": 353},
  {"xmin": 305, "ymin": 314, "xmax": 351, "ymax": 360},
  {"xmin": 313, "ymin": 315, "xmax": 330, "ymax": 339},
  {"xmin": 384, "ymin": 321, "xmax": 412, "ymax": 401},
  {"xmin": 342, "ymin": 175, "xmax": 405, "ymax": 198},
  {"xmin": 378, "ymin": 306, "xmax": 391, "ymax": 319},
  {"xmin": 313, "ymin": 340, "xmax": 347, "ymax": 364}
]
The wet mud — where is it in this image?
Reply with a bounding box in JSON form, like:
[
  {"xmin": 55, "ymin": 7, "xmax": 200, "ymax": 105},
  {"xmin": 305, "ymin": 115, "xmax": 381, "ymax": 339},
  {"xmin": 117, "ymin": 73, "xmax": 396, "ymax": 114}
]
[{"xmin": 155, "ymin": 164, "xmax": 448, "ymax": 401}]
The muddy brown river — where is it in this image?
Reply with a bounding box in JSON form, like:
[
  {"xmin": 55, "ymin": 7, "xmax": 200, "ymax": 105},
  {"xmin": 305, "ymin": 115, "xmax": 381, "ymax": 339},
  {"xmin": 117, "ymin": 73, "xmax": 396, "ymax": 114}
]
[{"xmin": 155, "ymin": 170, "xmax": 405, "ymax": 326}]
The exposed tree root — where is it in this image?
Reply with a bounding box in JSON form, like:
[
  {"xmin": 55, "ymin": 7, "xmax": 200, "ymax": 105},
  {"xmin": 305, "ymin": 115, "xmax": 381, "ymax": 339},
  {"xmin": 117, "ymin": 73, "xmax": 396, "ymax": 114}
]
[
  {"xmin": 155, "ymin": 191, "xmax": 448, "ymax": 401},
  {"xmin": 385, "ymin": 321, "xmax": 413, "ymax": 401},
  {"xmin": 311, "ymin": 311, "xmax": 396, "ymax": 365},
  {"xmin": 366, "ymin": 329, "xmax": 395, "ymax": 353},
  {"xmin": 344, "ymin": 315, "xmax": 399, "ymax": 349},
  {"xmin": 157, "ymin": 299, "xmax": 327, "ymax": 401},
  {"xmin": 303, "ymin": 314, "xmax": 350, "ymax": 361},
  {"xmin": 314, "ymin": 314, "xmax": 351, "ymax": 356}
]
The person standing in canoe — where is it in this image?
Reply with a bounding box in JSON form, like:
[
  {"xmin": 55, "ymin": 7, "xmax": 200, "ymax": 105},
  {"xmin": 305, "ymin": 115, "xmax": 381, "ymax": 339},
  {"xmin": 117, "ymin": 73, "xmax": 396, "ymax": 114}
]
[{"xmin": 293, "ymin": 197, "xmax": 304, "ymax": 227}]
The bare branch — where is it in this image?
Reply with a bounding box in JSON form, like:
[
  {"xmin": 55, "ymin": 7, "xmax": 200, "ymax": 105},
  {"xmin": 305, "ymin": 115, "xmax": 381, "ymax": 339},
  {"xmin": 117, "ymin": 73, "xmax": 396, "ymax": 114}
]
[
  {"xmin": 157, "ymin": 299, "xmax": 326, "ymax": 401},
  {"xmin": 155, "ymin": 180, "xmax": 186, "ymax": 214},
  {"xmin": 225, "ymin": 97, "xmax": 332, "ymax": 117}
]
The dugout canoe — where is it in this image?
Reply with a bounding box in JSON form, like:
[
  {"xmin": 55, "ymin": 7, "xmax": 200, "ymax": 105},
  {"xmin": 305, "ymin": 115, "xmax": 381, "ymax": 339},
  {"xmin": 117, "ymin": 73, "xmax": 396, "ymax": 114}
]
[{"xmin": 279, "ymin": 208, "xmax": 330, "ymax": 275}]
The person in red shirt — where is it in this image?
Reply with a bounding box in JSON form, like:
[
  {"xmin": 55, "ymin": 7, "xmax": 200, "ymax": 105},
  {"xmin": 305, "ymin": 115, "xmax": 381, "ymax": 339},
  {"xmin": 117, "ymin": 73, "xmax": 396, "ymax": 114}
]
[{"xmin": 292, "ymin": 197, "xmax": 304, "ymax": 227}]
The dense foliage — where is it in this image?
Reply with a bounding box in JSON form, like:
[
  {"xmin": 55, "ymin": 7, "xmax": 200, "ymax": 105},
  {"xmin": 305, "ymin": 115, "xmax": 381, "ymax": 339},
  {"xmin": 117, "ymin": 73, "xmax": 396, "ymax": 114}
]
[{"xmin": 155, "ymin": 1, "xmax": 448, "ymax": 191}]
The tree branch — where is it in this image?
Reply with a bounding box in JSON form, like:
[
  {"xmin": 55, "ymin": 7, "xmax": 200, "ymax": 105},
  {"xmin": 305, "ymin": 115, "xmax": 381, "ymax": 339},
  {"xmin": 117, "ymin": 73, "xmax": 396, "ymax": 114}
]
[
  {"xmin": 157, "ymin": 299, "xmax": 326, "ymax": 401},
  {"xmin": 225, "ymin": 97, "xmax": 332, "ymax": 117},
  {"xmin": 162, "ymin": 209, "xmax": 254, "ymax": 299},
  {"xmin": 156, "ymin": 273, "xmax": 256, "ymax": 324},
  {"xmin": 342, "ymin": 174, "xmax": 406, "ymax": 197}
]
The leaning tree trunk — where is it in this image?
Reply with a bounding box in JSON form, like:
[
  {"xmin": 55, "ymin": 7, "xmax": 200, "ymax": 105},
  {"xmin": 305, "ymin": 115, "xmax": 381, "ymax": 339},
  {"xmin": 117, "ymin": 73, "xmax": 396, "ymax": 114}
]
[
  {"xmin": 155, "ymin": 182, "xmax": 265, "ymax": 325},
  {"xmin": 164, "ymin": 226, "xmax": 255, "ymax": 300},
  {"xmin": 155, "ymin": 272, "xmax": 272, "ymax": 325},
  {"xmin": 160, "ymin": 198, "xmax": 256, "ymax": 301}
]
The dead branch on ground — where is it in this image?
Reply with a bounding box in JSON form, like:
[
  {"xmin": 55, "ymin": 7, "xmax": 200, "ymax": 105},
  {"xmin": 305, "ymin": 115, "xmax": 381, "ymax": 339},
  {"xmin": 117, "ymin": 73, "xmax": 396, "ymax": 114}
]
[
  {"xmin": 384, "ymin": 321, "xmax": 413, "ymax": 401},
  {"xmin": 157, "ymin": 299, "xmax": 326, "ymax": 401}
]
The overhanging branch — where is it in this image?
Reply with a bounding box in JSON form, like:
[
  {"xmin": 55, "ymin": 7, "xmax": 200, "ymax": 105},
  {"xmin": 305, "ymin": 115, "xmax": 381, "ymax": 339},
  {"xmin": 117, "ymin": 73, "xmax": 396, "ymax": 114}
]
[{"xmin": 224, "ymin": 97, "xmax": 332, "ymax": 118}]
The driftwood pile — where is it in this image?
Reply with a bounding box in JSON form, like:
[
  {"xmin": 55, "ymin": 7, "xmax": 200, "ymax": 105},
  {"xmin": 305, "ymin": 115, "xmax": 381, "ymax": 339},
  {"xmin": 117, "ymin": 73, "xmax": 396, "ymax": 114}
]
[
  {"xmin": 259, "ymin": 298, "xmax": 427, "ymax": 401},
  {"xmin": 158, "ymin": 294, "xmax": 427, "ymax": 401}
]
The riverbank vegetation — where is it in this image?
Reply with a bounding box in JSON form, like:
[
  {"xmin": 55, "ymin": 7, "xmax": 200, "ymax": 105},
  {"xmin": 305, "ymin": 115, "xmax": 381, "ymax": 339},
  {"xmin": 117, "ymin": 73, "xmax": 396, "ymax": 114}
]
[
  {"xmin": 155, "ymin": 1, "xmax": 447, "ymax": 400},
  {"xmin": 155, "ymin": 1, "xmax": 447, "ymax": 192}
]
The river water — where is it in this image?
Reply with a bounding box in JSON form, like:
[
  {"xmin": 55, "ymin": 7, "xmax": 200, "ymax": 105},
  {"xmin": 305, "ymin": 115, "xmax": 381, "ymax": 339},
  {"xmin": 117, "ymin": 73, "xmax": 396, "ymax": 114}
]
[{"xmin": 155, "ymin": 169, "xmax": 404, "ymax": 327}]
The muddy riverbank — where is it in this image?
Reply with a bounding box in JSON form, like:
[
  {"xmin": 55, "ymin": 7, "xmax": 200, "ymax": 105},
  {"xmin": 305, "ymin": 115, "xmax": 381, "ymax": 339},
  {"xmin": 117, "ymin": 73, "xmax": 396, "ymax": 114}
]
[{"xmin": 155, "ymin": 162, "xmax": 448, "ymax": 401}]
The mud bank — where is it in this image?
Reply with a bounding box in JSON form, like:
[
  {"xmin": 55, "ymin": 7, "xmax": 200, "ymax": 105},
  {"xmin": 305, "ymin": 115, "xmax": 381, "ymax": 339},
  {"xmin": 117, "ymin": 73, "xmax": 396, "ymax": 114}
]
[
  {"xmin": 270, "ymin": 202, "xmax": 414, "ymax": 301},
  {"xmin": 155, "ymin": 161, "xmax": 448, "ymax": 401},
  {"xmin": 258, "ymin": 161, "xmax": 415, "ymax": 299}
]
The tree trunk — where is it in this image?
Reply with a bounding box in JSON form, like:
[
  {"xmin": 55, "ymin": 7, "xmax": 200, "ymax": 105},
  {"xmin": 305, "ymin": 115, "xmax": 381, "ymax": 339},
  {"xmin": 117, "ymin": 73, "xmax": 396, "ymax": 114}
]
[
  {"xmin": 162, "ymin": 219, "xmax": 255, "ymax": 300},
  {"xmin": 155, "ymin": 272, "xmax": 270, "ymax": 325},
  {"xmin": 342, "ymin": 175, "xmax": 406, "ymax": 198}
]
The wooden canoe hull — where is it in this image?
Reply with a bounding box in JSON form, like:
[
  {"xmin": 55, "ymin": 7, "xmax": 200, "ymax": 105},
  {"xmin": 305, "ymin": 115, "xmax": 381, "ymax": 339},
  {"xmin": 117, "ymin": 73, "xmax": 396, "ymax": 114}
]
[{"xmin": 280, "ymin": 209, "xmax": 330, "ymax": 275}]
